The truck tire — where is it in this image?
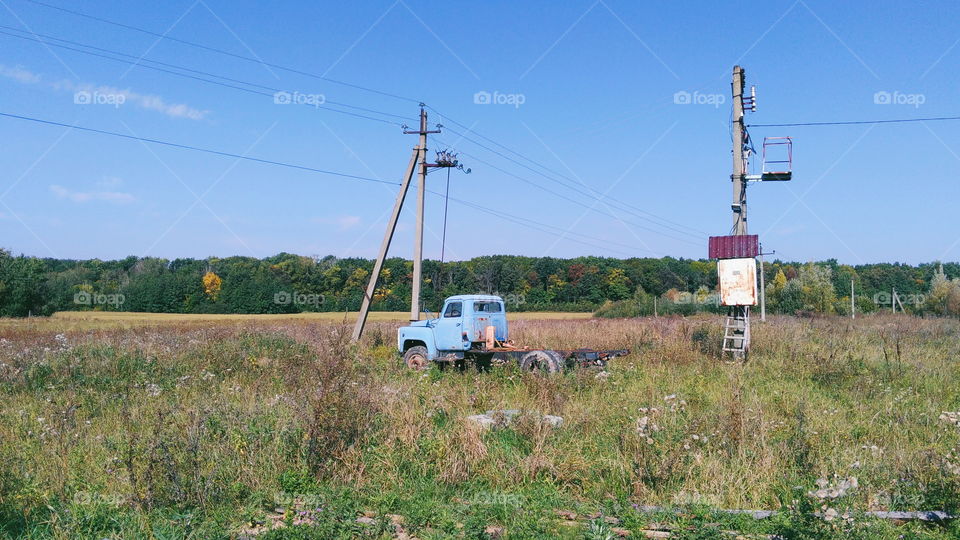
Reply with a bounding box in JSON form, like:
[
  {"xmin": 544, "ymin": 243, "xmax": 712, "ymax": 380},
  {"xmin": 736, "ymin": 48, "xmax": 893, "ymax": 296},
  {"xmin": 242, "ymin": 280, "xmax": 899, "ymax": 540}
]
[
  {"xmin": 403, "ymin": 346, "xmax": 430, "ymax": 370},
  {"xmin": 519, "ymin": 350, "xmax": 563, "ymax": 374}
]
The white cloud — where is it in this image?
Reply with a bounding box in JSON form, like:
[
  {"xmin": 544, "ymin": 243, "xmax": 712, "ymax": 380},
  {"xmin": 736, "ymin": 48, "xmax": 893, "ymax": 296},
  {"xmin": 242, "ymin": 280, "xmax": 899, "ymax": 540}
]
[
  {"xmin": 0, "ymin": 63, "xmax": 209, "ymax": 121},
  {"xmin": 50, "ymin": 184, "xmax": 136, "ymax": 204},
  {"xmin": 68, "ymin": 82, "xmax": 209, "ymax": 120},
  {"xmin": 0, "ymin": 65, "xmax": 41, "ymax": 84}
]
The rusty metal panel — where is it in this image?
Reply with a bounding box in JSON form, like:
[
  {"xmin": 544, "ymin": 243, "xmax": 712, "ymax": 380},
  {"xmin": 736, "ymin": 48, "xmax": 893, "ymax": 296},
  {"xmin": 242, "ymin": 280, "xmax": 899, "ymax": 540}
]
[
  {"xmin": 709, "ymin": 235, "xmax": 759, "ymax": 259},
  {"xmin": 717, "ymin": 258, "xmax": 758, "ymax": 306}
]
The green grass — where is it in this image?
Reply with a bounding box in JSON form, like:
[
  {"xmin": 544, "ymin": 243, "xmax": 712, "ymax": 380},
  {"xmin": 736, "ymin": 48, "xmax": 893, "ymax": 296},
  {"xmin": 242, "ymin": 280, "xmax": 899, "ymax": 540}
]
[{"xmin": 0, "ymin": 315, "xmax": 959, "ymax": 538}]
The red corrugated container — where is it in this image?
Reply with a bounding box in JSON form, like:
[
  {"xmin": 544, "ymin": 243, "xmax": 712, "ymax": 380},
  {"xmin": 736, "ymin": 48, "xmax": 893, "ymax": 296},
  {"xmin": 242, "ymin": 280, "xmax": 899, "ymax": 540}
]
[{"xmin": 708, "ymin": 235, "xmax": 759, "ymax": 259}]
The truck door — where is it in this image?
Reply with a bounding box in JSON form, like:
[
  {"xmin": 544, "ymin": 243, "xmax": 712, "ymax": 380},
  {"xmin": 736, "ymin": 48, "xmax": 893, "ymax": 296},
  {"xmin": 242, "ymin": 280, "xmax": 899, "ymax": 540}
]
[{"xmin": 433, "ymin": 300, "xmax": 465, "ymax": 351}]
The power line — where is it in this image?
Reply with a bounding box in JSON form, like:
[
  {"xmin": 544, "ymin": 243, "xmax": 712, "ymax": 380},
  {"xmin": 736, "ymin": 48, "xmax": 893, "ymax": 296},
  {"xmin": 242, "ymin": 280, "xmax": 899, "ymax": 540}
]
[
  {"xmin": 19, "ymin": 0, "xmax": 423, "ymax": 104},
  {"xmin": 0, "ymin": 27, "xmax": 412, "ymax": 126},
  {"xmin": 0, "ymin": 110, "xmax": 660, "ymax": 256},
  {"xmin": 748, "ymin": 116, "xmax": 960, "ymax": 127},
  {"xmin": 438, "ymin": 193, "xmax": 650, "ymax": 257},
  {"xmin": 435, "ymin": 137, "xmax": 704, "ymax": 247},
  {"xmin": 443, "ymin": 126, "xmax": 706, "ymax": 239},
  {"xmin": 7, "ymin": 5, "xmax": 705, "ymax": 242},
  {"xmin": 0, "ymin": 111, "xmax": 401, "ymax": 185},
  {"xmin": 432, "ymin": 111, "xmax": 708, "ymax": 238}
]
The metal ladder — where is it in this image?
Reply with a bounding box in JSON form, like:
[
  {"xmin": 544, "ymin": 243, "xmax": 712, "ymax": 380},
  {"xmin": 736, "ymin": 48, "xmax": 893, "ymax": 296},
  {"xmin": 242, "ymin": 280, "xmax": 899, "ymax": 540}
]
[{"xmin": 722, "ymin": 306, "xmax": 750, "ymax": 358}]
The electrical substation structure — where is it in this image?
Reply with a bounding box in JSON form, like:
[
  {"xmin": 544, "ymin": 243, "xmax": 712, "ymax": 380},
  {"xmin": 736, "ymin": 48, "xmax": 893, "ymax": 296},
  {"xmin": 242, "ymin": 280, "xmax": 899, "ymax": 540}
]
[{"xmin": 710, "ymin": 65, "xmax": 793, "ymax": 360}]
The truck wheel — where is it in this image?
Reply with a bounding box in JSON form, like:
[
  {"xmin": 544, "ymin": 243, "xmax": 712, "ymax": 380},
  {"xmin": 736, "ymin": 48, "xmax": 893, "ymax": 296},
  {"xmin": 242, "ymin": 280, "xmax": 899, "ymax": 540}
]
[
  {"xmin": 403, "ymin": 346, "xmax": 431, "ymax": 370},
  {"xmin": 519, "ymin": 350, "xmax": 562, "ymax": 374}
]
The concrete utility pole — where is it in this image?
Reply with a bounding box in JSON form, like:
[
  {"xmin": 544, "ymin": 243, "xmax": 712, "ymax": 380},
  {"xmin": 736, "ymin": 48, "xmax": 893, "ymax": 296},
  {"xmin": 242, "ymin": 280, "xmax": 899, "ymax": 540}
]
[
  {"xmin": 404, "ymin": 108, "xmax": 441, "ymax": 322},
  {"xmin": 410, "ymin": 109, "xmax": 429, "ymax": 322},
  {"xmin": 351, "ymin": 105, "xmax": 439, "ymax": 341},
  {"xmin": 351, "ymin": 141, "xmax": 421, "ymax": 341},
  {"xmin": 731, "ymin": 66, "xmax": 748, "ymax": 235},
  {"xmin": 758, "ymin": 251, "xmax": 766, "ymax": 322},
  {"xmin": 851, "ymin": 278, "xmax": 855, "ymax": 319}
]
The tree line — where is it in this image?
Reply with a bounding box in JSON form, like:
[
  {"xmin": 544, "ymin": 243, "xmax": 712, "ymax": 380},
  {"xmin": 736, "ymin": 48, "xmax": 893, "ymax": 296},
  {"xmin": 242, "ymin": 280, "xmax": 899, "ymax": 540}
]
[{"xmin": 0, "ymin": 248, "xmax": 957, "ymax": 318}]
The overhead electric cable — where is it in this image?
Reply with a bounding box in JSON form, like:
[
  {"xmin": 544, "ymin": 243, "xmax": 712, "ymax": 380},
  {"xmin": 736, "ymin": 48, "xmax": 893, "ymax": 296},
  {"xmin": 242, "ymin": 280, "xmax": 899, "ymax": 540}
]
[
  {"xmin": 20, "ymin": 0, "xmax": 423, "ymax": 104},
  {"xmin": 435, "ymin": 117, "xmax": 708, "ymax": 238},
  {"xmin": 748, "ymin": 116, "xmax": 960, "ymax": 127},
  {"xmin": 0, "ymin": 110, "xmax": 658, "ymax": 255},
  {"xmin": 0, "ymin": 27, "xmax": 414, "ymax": 126}
]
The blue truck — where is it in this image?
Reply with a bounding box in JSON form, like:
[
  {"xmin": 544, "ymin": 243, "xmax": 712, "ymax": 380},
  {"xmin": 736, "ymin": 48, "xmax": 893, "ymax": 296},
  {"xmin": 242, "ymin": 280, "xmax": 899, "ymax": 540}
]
[{"xmin": 397, "ymin": 294, "xmax": 629, "ymax": 372}]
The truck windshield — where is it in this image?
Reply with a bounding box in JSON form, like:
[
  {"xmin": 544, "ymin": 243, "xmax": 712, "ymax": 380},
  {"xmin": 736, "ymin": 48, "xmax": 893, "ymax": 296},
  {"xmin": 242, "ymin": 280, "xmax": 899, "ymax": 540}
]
[
  {"xmin": 443, "ymin": 302, "xmax": 462, "ymax": 317},
  {"xmin": 474, "ymin": 301, "xmax": 502, "ymax": 313}
]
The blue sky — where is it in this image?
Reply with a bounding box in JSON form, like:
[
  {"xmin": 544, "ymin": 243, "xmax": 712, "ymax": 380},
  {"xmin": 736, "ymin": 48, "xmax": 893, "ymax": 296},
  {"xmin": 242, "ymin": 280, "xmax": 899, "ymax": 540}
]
[{"xmin": 0, "ymin": 0, "xmax": 958, "ymax": 264}]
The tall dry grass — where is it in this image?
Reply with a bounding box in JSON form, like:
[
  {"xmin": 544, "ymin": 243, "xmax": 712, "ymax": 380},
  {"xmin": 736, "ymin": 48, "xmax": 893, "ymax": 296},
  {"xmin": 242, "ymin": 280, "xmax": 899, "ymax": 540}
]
[{"xmin": 0, "ymin": 313, "xmax": 958, "ymax": 538}]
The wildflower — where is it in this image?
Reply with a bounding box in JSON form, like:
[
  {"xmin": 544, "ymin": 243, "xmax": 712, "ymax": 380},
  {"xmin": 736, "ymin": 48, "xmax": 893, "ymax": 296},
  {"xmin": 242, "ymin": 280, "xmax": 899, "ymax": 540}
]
[{"xmin": 145, "ymin": 383, "xmax": 161, "ymax": 397}]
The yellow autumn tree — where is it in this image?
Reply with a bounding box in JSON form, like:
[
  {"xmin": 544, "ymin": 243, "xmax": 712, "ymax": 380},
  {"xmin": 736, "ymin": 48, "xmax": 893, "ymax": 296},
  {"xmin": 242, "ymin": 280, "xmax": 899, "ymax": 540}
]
[{"xmin": 202, "ymin": 271, "xmax": 222, "ymax": 301}]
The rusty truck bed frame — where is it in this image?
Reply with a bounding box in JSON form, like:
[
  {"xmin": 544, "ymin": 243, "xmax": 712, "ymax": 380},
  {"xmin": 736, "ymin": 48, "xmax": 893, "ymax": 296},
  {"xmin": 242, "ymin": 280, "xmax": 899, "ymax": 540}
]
[{"xmin": 490, "ymin": 347, "xmax": 630, "ymax": 368}]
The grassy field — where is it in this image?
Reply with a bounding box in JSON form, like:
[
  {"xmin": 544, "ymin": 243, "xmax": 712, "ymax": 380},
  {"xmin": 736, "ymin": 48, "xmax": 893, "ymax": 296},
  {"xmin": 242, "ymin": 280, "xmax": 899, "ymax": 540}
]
[
  {"xmin": 19, "ymin": 311, "xmax": 593, "ymax": 331},
  {"xmin": 1, "ymin": 313, "xmax": 959, "ymax": 538}
]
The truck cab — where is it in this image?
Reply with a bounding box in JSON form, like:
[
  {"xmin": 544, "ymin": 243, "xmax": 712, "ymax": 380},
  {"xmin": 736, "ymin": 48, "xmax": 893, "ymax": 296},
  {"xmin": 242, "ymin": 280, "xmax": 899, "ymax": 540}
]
[{"xmin": 398, "ymin": 294, "xmax": 508, "ymax": 368}]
